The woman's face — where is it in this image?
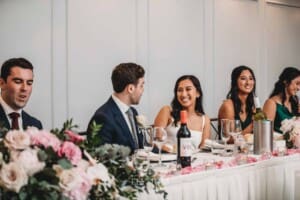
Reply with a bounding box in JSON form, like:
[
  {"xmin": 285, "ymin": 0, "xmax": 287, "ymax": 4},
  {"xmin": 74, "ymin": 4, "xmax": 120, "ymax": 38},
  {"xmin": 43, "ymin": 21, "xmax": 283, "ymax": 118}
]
[
  {"xmin": 237, "ymin": 70, "xmax": 255, "ymax": 95},
  {"xmin": 176, "ymin": 79, "xmax": 200, "ymax": 108},
  {"xmin": 286, "ymin": 75, "xmax": 300, "ymax": 96}
]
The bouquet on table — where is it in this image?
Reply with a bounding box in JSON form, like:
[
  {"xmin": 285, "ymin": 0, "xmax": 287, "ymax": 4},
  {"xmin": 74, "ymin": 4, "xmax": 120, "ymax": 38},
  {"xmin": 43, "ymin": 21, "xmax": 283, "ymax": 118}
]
[
  {"xmin": 280, "ymin": 116, "xmax": 300, "ymax": 149},
  {"xmin": 0, "ymin": 119, "xmax": 167, "ymax": 200}
]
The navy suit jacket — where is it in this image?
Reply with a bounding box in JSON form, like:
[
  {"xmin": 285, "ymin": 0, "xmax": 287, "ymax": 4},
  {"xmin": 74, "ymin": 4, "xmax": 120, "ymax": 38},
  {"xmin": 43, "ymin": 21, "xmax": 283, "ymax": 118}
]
[
  {"xmin": 87, "ymin": 97, "xmax": 143, "ymax": 152},
  {"xmin": 0, "ymin": 104, "xmax": 43, "ymax": 131}
]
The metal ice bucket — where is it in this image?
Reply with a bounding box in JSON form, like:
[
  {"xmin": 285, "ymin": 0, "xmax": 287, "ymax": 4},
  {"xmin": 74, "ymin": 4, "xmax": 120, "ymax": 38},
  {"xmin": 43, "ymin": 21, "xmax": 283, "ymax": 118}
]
[{"xmin": 253, "ymin": 120, "xmax": 273, "ymax": 155}]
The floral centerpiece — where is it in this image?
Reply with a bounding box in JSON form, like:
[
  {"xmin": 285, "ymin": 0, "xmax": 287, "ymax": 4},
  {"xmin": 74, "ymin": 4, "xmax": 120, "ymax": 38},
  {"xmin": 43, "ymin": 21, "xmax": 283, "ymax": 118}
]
[
  {"xmin": 0, "ymin": 119, "xmax": 167, "ymax": 200},
  {"xmin": 280, "ymin": 116, "xmax": 300, "ymax": 148}
]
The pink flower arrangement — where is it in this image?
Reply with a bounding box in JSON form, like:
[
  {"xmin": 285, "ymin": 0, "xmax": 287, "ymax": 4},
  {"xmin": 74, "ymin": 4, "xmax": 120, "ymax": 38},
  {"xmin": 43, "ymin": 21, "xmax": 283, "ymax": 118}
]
[
  {"xmin": 65, "ymin": 130, "xmax": 85, "ymax": 143},
  {"xmin": 28, "ymin": 127, "xmax": 61, "ymax": 152},
  {"xmin": 58, "ymin": 141, "xmax": 82, "ymax": 165}
]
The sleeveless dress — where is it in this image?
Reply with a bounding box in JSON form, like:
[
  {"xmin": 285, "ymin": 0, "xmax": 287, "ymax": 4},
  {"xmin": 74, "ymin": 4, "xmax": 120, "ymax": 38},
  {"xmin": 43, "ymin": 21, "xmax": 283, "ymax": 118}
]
[
  {"xmin": 274, "ymin": 103, "xmax": 294, "ymax": 133},
  {"xmin": 234, "ymin": 111, "xmax": 252, "ymax": 130},
  {"xmin": 165, "ymin": 115, "xmax": 205, "ymax": 149}
]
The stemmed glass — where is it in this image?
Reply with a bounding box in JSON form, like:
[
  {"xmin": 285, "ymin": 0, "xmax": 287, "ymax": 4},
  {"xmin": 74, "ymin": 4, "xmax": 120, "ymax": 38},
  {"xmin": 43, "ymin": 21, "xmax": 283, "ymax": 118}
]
[
  {"xmin": 140, "ymin": 126, "xmax": 154, "ymax": 157},
  {"xmin": 228, "ymin": 119, "xmax": 242, "ymax": 139},
  {"xmin": 220, "ymin": 119, "xmax": 231, "ymax": 145},
  {"xmin": 220, "ymin": 119, "xmax": 235, "ymax": 156},
  {"xmin": 153, "ymin": 127, "xmax": 167, "ymax": 167}
]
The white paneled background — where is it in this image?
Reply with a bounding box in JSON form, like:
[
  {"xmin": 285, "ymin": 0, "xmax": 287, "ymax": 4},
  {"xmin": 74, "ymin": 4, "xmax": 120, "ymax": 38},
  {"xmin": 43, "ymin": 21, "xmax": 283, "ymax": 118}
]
[{"xmin": 0, "ymin": 0, "xmax": 300, "ymax": 131}]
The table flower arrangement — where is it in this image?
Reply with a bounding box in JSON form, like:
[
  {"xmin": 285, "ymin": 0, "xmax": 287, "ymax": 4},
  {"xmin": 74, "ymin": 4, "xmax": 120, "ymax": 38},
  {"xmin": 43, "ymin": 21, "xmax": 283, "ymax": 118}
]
[
  {"xmin": 0, "ymin": 119, "xmax": 167, "ymax": 200},
  {"xmin": 280, "ymin": 116, "xmax": 300, "ymax": 148}
]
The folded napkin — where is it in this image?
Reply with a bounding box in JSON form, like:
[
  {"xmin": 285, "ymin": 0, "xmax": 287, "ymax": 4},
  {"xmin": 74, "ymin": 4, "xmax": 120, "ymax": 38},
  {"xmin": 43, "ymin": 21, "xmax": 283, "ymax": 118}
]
[{"xmin": 204, "ymin": 139, "xmax": 226, "ymax": 149}]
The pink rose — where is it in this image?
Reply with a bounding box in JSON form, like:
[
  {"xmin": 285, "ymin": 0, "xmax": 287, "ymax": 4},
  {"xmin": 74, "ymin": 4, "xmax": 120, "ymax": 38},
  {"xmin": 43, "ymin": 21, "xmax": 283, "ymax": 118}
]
[
  {"xmin": 58, "ymin": 141, "xmax": 82, "ymax": 165},
  {"xmin": 65, "ymin": 130, "xmax": 85, "ymax": 143},
  {"xmin": 28, "ymin": 128, "xmax": 61, "ymax": 152}
]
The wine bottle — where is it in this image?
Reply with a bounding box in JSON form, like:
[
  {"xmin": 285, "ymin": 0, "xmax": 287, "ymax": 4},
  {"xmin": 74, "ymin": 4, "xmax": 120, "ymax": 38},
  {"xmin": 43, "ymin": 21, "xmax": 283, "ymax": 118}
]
[
  {"xmin": 177, "ymin": 110, "xmax": 192, "ymax": 168},
  {"xmin": 253, "ymin": 95, "xmax": 267, "ymax": 121}
]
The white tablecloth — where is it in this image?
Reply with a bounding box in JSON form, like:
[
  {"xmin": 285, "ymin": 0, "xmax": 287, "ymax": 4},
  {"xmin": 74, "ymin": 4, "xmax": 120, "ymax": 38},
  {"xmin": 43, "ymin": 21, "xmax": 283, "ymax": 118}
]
[{"xmin": 140, "ymin": 154, "xmax": 300, "ymax": 200}]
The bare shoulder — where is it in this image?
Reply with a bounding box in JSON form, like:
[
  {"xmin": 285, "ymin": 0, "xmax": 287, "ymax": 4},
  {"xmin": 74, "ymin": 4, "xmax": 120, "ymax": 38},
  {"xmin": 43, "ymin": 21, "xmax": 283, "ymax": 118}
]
[
  {"xmin": 203, "ymin": 114, "xmax": 211, "ymax": 124},
  {"xmin": 218, "ymin": 99, "xmax": 234, "ymax": 118},
  {"xmin": 263, "ymin": 98, "xmax": 277, "ymax": 108}
]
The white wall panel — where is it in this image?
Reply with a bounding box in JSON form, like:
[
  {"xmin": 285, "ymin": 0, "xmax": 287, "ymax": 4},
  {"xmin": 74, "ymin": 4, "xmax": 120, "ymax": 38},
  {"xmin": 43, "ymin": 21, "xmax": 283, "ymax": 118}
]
[
  {"xmin": 0, "ymin": 0, "xmax": 52, "ymax": 128},
  {"xmin": 67, "ymin": 0, "xmax": 137, "ymax": 129},
  {"xmin": 0, "ymin": 0, "xmax": 300, "ymax": 131},
  {"xmin": 214, "ymin": 0, "xmax": 260, "ymax": 117},
  {"xmin": 265, "ymin": 3, "xmax": 300, "ymax": 100},
  {"xmin": 148, "ymin": 0, "xmax": 205, "ymax": 121}
]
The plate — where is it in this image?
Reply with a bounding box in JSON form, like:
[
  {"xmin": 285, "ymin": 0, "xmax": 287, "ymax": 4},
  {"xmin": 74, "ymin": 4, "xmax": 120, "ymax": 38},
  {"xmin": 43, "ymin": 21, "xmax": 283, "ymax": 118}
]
[{"xmin": 148, "ymin": 152, "xmax": 177, "ymax": 162}]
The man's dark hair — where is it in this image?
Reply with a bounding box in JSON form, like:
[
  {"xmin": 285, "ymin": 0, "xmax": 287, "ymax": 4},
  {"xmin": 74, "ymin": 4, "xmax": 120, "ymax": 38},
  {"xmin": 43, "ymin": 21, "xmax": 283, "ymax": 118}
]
[
  {"xmin": 1, "ymin": 58, "xmax": 34, "ymax": 81},
  {"xmin": 111, "ymin": 63, "xmax": 145, "ymax": 93}
]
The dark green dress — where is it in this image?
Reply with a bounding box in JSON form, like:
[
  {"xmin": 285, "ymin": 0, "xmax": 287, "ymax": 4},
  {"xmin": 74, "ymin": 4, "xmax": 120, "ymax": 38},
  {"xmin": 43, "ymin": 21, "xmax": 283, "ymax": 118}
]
[
  {"xmin": 235, "ymin": 112, "xmax": 252, "ymax": 130},
  {"xmin": 274, "ymin": 103, "xmax": 294, "ymax": 133}
]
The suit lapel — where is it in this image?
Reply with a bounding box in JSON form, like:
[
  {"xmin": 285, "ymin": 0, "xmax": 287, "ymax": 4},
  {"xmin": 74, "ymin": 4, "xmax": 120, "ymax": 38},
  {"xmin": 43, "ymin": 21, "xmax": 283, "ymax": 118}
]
[
  {"xmin": 108, "ymin": 98, "xmax": 136, "ymax": 148},
  {"xmin": 0, "ymin": 104, "xmax": 10, "ymax": 129}
]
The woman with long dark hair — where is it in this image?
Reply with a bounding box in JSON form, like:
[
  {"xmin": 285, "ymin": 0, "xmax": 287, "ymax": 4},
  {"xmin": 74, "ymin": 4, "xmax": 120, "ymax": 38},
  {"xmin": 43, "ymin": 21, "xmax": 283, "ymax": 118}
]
[
  {"xmin": 154, "ymin": 75, "xmax": 210, "ymax": 150},
  {"xmin": 218, "ymin": 65, "xmax": 256, "ymax": 134},
  {"xmin": 263, "ymin": 67, "xmax": 300, "ymax": 133}
]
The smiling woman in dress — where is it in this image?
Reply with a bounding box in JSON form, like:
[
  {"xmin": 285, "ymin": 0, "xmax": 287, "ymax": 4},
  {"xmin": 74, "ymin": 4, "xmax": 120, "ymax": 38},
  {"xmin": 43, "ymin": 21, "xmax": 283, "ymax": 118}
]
[
  {"xmin": 218, "ymin": 65, "xmax": 256, "ymax": 135},
  {"xmin": 154, "ymin": 75, "xmax": 210, "ymax": 151},
  {"xmin": 263, "ymin": 67, "xmax": 300, "ymax": 133}
]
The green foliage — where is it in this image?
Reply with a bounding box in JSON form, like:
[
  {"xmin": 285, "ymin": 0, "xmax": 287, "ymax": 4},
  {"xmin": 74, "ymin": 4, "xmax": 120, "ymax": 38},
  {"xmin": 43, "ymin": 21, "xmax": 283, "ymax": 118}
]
[{"xmin": 0, "ymin": 119, "xmax": 167, "ymax": 200}]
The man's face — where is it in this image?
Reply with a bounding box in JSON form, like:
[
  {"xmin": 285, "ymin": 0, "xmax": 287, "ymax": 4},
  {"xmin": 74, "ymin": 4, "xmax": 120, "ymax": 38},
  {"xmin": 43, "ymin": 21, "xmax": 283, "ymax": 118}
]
[
  {"xmin": 0, "ymin": 66, "xmax": 33, "ymax": 110},
  {"xmin": 129, "ymin": 77, "xmax": 145, "ymax": 105}
]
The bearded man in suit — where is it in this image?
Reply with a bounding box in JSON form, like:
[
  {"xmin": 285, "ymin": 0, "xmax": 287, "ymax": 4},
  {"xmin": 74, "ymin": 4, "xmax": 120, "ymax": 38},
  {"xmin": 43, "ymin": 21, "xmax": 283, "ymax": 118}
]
[
  {"xmin": 87, "ymin": 62, "xmax": 145, "ymax": 152},
  {"xmin": 0, "ymin": 57, "xmax": 42, "ymax": 132}
]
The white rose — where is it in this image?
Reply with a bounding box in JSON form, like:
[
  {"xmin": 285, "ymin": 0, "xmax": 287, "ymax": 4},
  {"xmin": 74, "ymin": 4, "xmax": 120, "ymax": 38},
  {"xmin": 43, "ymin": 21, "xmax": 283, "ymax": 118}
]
[
  {"xmin": 86, "ymin": 163, "xmax": 111, "ymax": 185},
  {"xmin": 291, "ymin": 121, "xmax": 300, "ymax": 135},
  {"xmin": 4, "ymin": 130, "xmax": 31, "ymax": 150},
  {"xmin": 136, "ymin": 115, "xmax": 148, "ymax": 127},
  {"xmin": 0, "ymin": 162, "xmax": 28, "ymax": 192},
  {"xmin": 10, "ymin": 148, "xmax": 45, "ymax": 176},
  {"xmin": 280, "ymin": 119, "xmax": 294, "ymax": 133},
  {"xmin": 58, "ymin": 168, "xmax": 81, "ymax": 191}
]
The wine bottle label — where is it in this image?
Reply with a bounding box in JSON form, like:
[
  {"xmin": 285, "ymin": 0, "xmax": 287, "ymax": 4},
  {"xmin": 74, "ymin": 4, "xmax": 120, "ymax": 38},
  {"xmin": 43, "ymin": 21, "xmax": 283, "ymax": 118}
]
[{"xmin": 180, "ymin": 138, "xmax": 192, "ymax": 156}]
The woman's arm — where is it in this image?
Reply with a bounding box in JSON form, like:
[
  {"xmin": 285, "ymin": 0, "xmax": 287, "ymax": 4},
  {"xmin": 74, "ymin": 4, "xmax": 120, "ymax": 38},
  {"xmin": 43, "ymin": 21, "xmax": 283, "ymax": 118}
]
[
  {"xmin": 154, "ymin": 105, "xmax": 172, "ymax": 127},
  {"xmin": 199, "ymin": 115, "xmax": 211, "ymax": 148},
  {"xmin": 263, "ymin": 98, "xmax": 276, "ymax": 121}
]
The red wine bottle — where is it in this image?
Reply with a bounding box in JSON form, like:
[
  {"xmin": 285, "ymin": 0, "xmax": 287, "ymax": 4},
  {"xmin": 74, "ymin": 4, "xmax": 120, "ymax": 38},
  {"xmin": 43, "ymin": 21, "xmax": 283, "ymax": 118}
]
[{"xmin": 177, "ymin": 110, "xmax": 192, "ymax": 168}]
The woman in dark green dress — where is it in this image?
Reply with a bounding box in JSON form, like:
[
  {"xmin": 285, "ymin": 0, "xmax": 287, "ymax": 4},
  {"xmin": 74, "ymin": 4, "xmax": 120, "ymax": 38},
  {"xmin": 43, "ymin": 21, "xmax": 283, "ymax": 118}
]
[
  {"xmin": 263, "ymin": 67, "xmax": 300, "ymax": 133},
  {"xmin": 218, "ymin": 65, "xmax": 256, "ymax": 135}
]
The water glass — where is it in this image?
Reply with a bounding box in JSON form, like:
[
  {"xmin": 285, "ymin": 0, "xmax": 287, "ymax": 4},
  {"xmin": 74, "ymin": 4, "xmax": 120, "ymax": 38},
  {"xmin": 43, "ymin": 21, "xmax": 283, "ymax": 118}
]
[
  {"xmin": 153, "ymin": 127, "xmax": 167, "ymax": 167},
  {"xmin": 132, "ymin": 149, "xmax": 150, "ymax": 176}
]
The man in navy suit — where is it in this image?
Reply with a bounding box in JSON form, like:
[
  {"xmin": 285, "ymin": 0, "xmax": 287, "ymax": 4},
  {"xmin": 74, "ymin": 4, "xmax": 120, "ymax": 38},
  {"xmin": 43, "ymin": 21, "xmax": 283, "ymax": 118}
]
[
  {"xmin": 0, "ymin": 58, "xmax": 42, "ymax": 133},
  {"xmin": 87, "ymin": 63, "xmax": 145, "ymax": 152}
]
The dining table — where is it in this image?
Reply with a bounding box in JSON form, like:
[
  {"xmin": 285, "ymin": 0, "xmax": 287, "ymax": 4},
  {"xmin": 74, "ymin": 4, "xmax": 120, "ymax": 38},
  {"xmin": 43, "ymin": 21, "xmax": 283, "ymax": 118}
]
[{"xmin": 138, "ymin": 150, "xmax": 300, "ymax": 200}]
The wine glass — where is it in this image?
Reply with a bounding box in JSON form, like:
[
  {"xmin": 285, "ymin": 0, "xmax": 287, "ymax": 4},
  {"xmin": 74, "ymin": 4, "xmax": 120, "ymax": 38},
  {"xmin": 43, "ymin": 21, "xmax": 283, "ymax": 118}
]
[
  {"xmin": 132, "ymin": 149, "xmax": 150, "ymax": 178},
  {"xmin": 228, "ymin": 119, "xmax": 242, "ymax": 139},
  {"xmin": 153, "ymin": 127, "xmax": 167, "ymax": 167},
  {"xmin": 140, "ymin": 126, "xmax": 154, "ymax": 156},
  {"xmin": 220, "ymin": 119, "xmax": 231, "ymax": 145},
  {"xmin": 220, "ymin": 119, "xmax": 234, "ymax": 156}
]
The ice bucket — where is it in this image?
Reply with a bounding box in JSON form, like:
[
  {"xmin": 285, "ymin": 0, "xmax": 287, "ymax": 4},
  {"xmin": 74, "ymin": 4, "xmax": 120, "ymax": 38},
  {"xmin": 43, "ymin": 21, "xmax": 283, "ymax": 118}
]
[{"xmin": 253, "ymin": 120, "xmax": 273, "ymax": 155}]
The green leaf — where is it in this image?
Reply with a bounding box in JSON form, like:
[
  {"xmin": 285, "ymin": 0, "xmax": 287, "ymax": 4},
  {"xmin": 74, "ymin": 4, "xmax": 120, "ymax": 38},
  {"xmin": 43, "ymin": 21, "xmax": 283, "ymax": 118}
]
[
  {"xmin": 57, "ymin": 158, "xmax": 73, "ymax": 169},
  {"xmin": 37, "ymin": 149, "xmax": 48, "ymax": 161}
]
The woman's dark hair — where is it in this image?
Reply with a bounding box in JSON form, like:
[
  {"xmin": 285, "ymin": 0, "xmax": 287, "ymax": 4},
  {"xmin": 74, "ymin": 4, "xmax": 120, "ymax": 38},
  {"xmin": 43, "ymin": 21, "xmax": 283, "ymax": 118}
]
[
  {"xmin": 226, "ymin": 65, "xmax": 256, "ymax": 118},
  {"xmin": 270, "ymin": 67, "xmax": 300, "ymax": 115},
  {"xmin": 171, "ymin": 75, "xmax": 205, "ymax": 126}
]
